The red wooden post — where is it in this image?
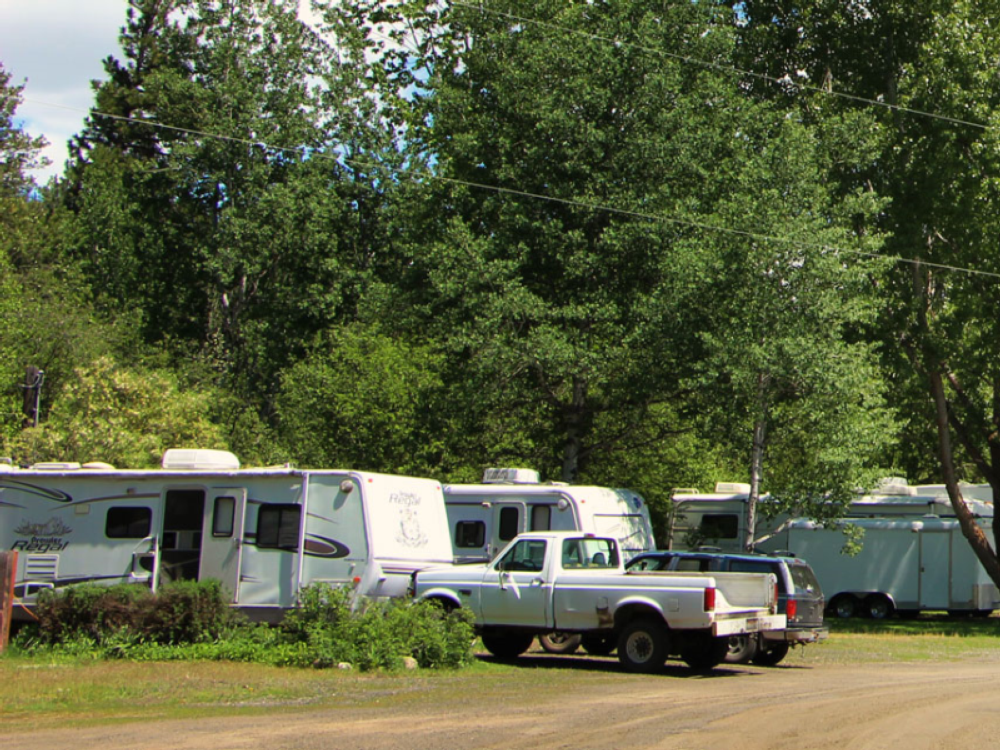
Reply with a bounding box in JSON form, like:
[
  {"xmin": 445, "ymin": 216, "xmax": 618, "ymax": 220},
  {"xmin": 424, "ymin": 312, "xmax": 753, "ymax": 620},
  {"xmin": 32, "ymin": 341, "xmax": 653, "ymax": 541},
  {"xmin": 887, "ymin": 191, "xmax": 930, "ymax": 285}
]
[{"xmin": 0, "ymin": 550, "xmax": 17, "ymax": 652}]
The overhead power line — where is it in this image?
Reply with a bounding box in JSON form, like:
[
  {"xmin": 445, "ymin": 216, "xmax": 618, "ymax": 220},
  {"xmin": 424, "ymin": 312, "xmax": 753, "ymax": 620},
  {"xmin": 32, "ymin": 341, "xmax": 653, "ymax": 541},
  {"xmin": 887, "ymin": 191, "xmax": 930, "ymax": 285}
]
[
  {"xmin": 448, "ymin": 0, "xmax": 988, "ymax": 132},
  {"xmin": 24, "ymin": 95, "xmax": 1000, "ymax": 282}
]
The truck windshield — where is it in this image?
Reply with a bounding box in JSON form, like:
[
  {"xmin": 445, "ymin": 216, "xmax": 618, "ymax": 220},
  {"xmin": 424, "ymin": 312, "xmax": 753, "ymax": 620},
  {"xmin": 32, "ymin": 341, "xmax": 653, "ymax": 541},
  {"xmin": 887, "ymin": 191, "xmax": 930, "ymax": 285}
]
[{"xmin": 562, "ymin": 538, "xmax": 618, "ymax": 569}]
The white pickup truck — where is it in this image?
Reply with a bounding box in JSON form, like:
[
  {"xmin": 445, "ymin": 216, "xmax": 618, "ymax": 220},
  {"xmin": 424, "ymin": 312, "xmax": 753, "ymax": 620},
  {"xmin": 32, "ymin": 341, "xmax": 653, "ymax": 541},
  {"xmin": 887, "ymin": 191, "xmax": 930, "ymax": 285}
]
[{"xmin": 412, "ymin": 531, "xmax": 786, "ymax": 672}]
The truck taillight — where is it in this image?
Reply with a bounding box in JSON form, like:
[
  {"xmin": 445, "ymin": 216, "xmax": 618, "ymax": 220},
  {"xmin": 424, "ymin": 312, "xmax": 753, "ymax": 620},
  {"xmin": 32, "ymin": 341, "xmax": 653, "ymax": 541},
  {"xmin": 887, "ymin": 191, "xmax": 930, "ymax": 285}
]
[
  {"xmin": 786, "ymin": 599, "xmax": 797, "ymax": 619},
  {"xmin": 704, "ymin": 586, "xmax": 716, "ymax": 612}
]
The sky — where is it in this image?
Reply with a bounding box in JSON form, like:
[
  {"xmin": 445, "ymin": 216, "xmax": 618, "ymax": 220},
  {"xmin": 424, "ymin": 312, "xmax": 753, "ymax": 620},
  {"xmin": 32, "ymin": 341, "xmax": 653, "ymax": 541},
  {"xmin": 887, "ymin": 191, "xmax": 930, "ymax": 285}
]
[{"xmin": 0, "ymin": 0, "xmax": 129, "ymax": 183}]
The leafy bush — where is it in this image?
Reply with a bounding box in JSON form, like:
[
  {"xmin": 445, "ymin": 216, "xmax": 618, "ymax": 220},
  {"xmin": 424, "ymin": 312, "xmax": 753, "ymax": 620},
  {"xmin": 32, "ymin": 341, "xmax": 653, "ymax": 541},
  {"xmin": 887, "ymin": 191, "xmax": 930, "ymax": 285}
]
[
  {"xmin": 32, "ymin": 580, "xmax": 241, "ymax": 646},
  {"xmin": 20, "ymin": 581, "xmax": 475, "ymax": 671}
]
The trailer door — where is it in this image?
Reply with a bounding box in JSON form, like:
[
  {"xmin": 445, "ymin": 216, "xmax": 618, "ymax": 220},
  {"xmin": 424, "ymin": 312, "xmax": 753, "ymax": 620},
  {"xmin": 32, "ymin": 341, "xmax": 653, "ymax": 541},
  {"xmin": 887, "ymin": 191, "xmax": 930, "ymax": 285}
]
[
  {"xmin": 491, "ymin": 502, "xmax": 525, "ymax": 558},
  {"xmin": 919, "ymin": 530, "xmax": 951, "ymax": 610},
  {"xmin": 198, "ymin": 489, "xmax": 247, "ymax": 602}
]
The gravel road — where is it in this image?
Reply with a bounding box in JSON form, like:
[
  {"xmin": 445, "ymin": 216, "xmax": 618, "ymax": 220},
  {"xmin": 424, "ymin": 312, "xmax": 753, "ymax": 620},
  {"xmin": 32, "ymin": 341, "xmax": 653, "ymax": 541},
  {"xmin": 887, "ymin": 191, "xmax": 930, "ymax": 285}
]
[{"xmin": 5, "ymin": 655, "xmax": 999, "ymax": 750}]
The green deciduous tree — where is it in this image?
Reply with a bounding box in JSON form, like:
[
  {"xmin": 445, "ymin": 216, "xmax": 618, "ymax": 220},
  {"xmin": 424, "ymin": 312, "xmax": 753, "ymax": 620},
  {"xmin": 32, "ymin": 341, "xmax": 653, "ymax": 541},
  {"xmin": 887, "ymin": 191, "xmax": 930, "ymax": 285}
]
[{"xmin": 9, "ymin": 356, "xmax": 226, "ymax": 468}]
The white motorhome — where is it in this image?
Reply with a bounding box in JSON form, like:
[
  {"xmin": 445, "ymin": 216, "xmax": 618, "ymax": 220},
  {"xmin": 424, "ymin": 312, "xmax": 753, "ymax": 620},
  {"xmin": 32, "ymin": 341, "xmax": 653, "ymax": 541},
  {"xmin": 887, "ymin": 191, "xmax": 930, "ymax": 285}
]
[
  {"xmin": 2, "ymin": 450, "xmax": 454, "ymax": 622},
  {"xmin": 669, "ymin": 480, "xmax": 999, "ymax": 618},
  {"xmin": 443, "ymin": 469, "xmax": 656, "ymax": 564}
]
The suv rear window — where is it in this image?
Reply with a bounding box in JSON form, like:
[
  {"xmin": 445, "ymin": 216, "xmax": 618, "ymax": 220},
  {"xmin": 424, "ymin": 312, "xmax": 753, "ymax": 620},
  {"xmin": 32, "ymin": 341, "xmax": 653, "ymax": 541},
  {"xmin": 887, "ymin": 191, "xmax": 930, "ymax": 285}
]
[{"xmin": 788, "ymin": 562, "xmax": 821, "ymax": 594}]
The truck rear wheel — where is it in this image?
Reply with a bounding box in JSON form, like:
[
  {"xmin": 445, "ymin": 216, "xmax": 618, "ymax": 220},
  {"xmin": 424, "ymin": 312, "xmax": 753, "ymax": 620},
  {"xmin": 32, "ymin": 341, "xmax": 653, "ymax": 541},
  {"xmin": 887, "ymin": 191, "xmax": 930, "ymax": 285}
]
[
  {"xmin": 539, "ymin": 632, "xmax": 582, "ymax": 654},
  {"xmin": 481, "ymin": 633, "xmax": 535, "ymax": 659},
  {"xmin": 751, "ymin": 641, "xmax": 790, "ymax": 666},
  {"xmin": 680, "ymin": 633, "xmax": 730, "ymax": 670},
  {"xmin": 617, "ymin": 619, "xmax": 668, "ymax": 673},
  {"xmin": 724, "ymin": 634, "xmax": 758, "ymax": 664}
]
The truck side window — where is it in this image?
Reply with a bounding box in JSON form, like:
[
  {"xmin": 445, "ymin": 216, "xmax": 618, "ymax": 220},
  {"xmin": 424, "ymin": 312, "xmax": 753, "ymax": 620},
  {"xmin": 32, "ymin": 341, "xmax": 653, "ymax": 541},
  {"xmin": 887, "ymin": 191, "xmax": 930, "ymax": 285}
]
[
  {"xmin": 498, "ymin": 539, "xmax": 547, "ymax": 572},
  {"xmin": 455, "ymin": 520, "xmax": 486, "ymax": 548}
]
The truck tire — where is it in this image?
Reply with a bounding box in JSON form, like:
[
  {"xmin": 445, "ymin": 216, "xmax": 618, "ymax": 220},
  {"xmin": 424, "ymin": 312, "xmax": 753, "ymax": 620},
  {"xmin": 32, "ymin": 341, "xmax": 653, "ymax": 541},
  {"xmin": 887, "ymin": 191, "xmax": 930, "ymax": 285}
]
[
  {"xmin": 679, "ymin": 632, "xmax": 730, "ymax": 670},
  {"xmin": 751, "ymin": 641, "xmax": 790, "ymax": 666},
  {"xmin": 724, "ymin": 634, "xmax": 758, "ymax": 664},
  {"xmin": 481, "ymin": 633, "xmax": 535, "ymax": 659},
  {"xmin": 581, "ymin": 633, "xmax": 616, "ymax": 656},
  {"xmin": 539, "ymin": 632, "xmax": 582, "ymax": 654},
  {"xmin": 617, "ymin": 619, "xmax": 668, "ymax": 673}
]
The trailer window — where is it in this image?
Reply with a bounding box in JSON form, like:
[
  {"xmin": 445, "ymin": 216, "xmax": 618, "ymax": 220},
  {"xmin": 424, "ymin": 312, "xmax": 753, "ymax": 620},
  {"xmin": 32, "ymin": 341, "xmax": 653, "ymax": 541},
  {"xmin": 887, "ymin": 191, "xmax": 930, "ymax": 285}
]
[
  {"xmin": 498, "ymin": 506, "xmax": 520, "ymax": 541},
  {"xmin": 213, "ymin": 496, "xmax": 236, "ymax": 537},
  {"xmin": 106, "ymin": 507, "xmax": 152, "ymax": 538},
  {"xmin": 257, "ymin": 505, "xmax": 301, "ymax": 549},
  {"xmin": 530, "ymin": 504, "xmax": 551, "ymax": 531},
  {"xmin": 700, "ymin": 514, "xmax": 739, "ymax": 540},
  {"xmin": 455, "ymin": 520, "xmax": 486, "ymax": 548}
]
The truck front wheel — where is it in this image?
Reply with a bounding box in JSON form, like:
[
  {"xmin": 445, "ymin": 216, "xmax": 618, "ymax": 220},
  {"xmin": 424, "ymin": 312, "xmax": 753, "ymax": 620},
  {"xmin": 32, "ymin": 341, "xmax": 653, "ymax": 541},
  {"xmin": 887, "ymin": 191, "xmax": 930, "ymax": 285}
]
[
  {"xmin": 481, "ymin": 633, "xmax": 535, "ymax": 659},
  {"xmin": 617, "ymin": 619, "xmax": 668, "ymax": 673}
]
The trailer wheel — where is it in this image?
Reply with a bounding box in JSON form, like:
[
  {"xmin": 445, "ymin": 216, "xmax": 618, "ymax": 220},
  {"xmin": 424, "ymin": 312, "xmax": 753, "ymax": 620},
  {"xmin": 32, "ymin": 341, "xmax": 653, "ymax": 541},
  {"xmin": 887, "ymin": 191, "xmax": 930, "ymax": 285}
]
[
  {"xmin": 680, "ymin": 632, "xmax": 730, "ymax": 670},
  {"xmin": 481, "ymin": 633, "xmax": 535, "ymax": 659},
  {"xmin": 830, "ymin": 594, "xmax": 858, "ymax": 619},
  {"xmin": 617, "ymin": 619, "xmax": 668, "ymax": 673},
  {"xmin": 581, "ymin": 634, "xmax": 616, "ymax": 656},
  {"xmin": 751, "ymin": 641, "xmax": 790, "ymax": 666},
  {"xmin": 864, "ymin": 594, "xmax": 894, "ymax": 620},
  {"xmin": 539, "ymin": 632, "xmax": 582, "ymax": 654},
  {"xmin": 724, "ymin": 634, "xmax": 758, "ymax": 664}
]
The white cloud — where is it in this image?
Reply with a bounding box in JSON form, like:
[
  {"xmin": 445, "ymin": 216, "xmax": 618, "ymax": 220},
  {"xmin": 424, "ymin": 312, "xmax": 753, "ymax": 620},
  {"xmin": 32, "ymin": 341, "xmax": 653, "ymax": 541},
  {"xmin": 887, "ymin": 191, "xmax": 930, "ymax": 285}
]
[{"xmin": 0, "ymin": 0, "xmax": 128, "ymax": 182}]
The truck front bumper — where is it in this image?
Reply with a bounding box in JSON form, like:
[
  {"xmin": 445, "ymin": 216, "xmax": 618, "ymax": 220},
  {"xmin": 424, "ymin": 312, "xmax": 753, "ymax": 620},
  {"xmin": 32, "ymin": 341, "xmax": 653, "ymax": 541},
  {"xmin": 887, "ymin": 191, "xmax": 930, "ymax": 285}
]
[{"xmin": 712, "ymin": 614, "xmax": 787, "ymax": 637}]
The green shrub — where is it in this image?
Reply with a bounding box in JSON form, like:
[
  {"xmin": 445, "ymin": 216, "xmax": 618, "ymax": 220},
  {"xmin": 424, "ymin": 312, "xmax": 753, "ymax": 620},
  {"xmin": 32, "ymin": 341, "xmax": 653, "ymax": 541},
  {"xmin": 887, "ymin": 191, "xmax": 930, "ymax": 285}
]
[
  {"xmin": 33, "ymin": 580, "xmax": 240, "ymax": 647},
  {"xmin": 23, "ymin": 580, "xmax": 474, "ymax": 671}
]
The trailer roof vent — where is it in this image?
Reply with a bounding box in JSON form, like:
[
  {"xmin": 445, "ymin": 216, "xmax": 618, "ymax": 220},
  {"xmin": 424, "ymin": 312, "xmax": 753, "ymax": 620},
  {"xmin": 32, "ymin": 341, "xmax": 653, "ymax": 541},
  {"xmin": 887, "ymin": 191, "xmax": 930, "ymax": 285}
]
[
  {"xmin": 874, "ymin": 477, "xmax": 915, "ymax": 496},
  {"xmin": 482, "ymin": 468, "xmax": 540, "ymax": 484},
  {"xmin": 714, "ymin": 482, "xmax": 751, "ymax": 494},
  {"xmin": 31, "ymin": 462, "xmax": 82, "ymax": 471},
  {"xmin": 162, "ymin": 449, "xmax": 240, "ymax": 471},
  {"xmin": 82, "ymin": 462, "xmax": 116, "ymax": 470}
]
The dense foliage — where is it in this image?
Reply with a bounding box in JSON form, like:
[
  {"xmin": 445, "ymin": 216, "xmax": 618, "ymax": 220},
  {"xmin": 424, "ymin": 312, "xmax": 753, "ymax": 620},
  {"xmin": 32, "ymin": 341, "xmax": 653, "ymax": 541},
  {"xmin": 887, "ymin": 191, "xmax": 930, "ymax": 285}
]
[
  {"xmin": 2, "ymin": 0, "xmax": 998, "ymax": 561},
  {"xmin": 16, "ymin": 581, "xmax": 475, "ymax": 670}
]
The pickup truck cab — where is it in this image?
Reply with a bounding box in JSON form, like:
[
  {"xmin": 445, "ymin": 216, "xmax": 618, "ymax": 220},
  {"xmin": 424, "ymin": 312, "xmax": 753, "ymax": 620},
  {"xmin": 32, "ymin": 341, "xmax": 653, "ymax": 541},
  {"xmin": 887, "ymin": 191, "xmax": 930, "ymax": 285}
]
[{"xmin": 413, "ymin": 531, "xmax": 785, "ymax": 672}]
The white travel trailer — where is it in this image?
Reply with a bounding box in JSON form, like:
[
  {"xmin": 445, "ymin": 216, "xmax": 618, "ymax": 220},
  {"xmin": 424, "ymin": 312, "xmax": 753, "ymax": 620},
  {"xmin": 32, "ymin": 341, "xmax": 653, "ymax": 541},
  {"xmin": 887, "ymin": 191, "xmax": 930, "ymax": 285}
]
[
  {"xmin": 669, "ymin": 480, "xmax": 999, "ymax": 618},
  {"xmin": 768, "ymin": 517, "xmax": 1000, "ymax": 619},
  {"xmin": 2, "ymin": 449, "xmax": 454, "ymax": 622},
  {"xmin": 443, "ymin": 468, "xmax": 656, "ymax": 564}
]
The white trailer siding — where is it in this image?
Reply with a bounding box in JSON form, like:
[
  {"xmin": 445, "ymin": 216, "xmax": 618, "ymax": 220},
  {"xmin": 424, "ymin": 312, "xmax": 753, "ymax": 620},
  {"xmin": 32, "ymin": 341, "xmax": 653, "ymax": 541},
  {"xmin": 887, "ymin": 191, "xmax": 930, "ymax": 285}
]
[
  {"xmin": 1, "ymin": 461, "xmax": 454, "ymax": 621},
  {"xmin": 444, "ymin": 481, "xmax": 655, "ymax": 564}
]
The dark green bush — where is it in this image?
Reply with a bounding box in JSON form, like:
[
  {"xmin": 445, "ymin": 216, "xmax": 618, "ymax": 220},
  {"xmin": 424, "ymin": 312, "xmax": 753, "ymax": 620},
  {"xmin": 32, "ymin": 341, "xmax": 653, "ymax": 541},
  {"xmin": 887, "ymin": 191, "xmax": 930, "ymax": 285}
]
[
  {"xmin": 21, "ymin": 581, "xmax": 475, "ymax": 671},
  {"xmin": 33, "ymin": 580, "xmax": 240, "ymax": 646}
]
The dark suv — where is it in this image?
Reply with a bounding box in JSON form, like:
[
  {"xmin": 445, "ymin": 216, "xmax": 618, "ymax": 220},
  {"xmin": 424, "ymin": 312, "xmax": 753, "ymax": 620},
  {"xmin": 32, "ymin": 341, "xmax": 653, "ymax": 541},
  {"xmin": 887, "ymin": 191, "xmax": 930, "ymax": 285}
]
[{"xmin": 625, "ymin": 550, "xmax": 828, "ymax": 665}]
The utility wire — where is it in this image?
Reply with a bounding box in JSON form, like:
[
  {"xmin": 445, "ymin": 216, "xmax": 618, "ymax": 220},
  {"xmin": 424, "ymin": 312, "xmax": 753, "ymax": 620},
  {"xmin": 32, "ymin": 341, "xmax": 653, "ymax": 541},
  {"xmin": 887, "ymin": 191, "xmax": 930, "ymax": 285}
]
[
  {"xmin": 24, "ymin": 96, "xmax": 1000, "ymax": 281},
  {"xmin": 448, "ymin": 0, "xmax": 988, "ymax": 131}
]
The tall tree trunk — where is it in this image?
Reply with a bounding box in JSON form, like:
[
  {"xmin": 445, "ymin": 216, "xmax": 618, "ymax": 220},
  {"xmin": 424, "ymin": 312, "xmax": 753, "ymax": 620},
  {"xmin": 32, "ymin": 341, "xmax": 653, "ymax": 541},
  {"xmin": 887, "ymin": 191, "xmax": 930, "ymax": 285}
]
[
  {"xmin": 560, "ymin": 376, "xmax": 588, "ymax": 483},
  {"xmin": 746, "ymin": 372, "xmax": 770, "ymax": 552},
  {"xmin": 927, "ymin": 368, "xmax": 1000, "ymax": 586}
]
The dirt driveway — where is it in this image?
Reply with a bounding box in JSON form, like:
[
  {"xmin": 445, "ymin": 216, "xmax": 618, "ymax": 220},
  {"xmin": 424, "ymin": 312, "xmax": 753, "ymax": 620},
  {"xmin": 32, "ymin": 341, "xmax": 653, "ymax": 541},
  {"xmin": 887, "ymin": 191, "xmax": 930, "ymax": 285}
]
[{"xmin": 5, "ymin": 654, "xmax": 1000, "ymax": 750}]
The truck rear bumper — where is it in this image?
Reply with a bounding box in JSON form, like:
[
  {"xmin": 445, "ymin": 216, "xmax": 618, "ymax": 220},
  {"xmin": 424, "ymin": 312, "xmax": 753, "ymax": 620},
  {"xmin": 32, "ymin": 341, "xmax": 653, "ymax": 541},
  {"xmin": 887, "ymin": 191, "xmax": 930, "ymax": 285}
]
[
  {"xmin": 712, "ymin": 614, "xmax": 786, "ymax": 637},
  {"xmin": 762, "ymin": 626, "xmax": 829, "ymax": 644}
]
